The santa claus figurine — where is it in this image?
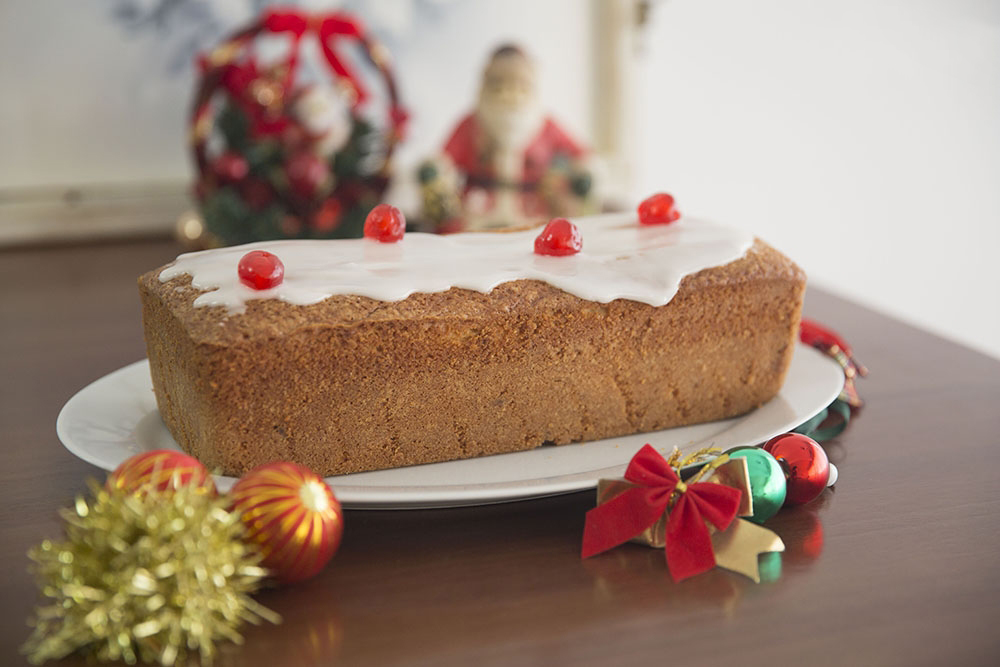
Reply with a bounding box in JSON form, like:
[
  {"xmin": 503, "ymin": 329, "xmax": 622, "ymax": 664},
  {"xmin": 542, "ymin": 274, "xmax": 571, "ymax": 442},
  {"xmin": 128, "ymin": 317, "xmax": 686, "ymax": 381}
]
[{"xmin": 419, "ymin": 44, "xmax": 594, "ymax": 232}]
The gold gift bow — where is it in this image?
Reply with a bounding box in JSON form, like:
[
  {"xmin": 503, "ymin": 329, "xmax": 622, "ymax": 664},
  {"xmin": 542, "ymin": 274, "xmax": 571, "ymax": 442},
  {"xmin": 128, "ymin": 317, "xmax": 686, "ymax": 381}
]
[{"xmin": 595, "ymin": 455, "xmax": 785, "ymax": 583}]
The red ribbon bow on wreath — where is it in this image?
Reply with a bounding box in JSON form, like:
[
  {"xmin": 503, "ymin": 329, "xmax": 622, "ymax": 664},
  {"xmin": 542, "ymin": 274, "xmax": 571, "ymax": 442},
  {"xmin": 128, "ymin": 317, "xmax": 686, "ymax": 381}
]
[
  {"xmin": 581, "ymin": 444, "xmax": 742, "ymax": 582},
  {"xmin": 262, "ymin": 9, "xmax": 370, "ymax": 105}
]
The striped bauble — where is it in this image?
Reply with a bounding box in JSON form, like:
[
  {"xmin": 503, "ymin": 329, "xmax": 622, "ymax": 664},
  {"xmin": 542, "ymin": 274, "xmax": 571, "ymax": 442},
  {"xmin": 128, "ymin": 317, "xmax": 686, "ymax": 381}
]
[
  {"xmin": 107, "ymin": 449, "xmax": 215, "ymax": 496},
  {"xmin": 229, "ymin": 462, "xmax": 344, "ymax": 583}
]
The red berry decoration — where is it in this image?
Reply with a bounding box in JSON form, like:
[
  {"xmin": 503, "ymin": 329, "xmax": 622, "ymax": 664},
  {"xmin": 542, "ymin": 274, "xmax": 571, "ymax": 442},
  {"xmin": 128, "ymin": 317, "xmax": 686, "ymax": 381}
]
[
  {"xmin": 230, "ymin": 462, "xmax": 344, "ymax": 583},
  {"xmin": 312, "ymin": 198, "xmax": 343, "ymax": 233},
  {"xmin": 238, "ymin": 250, "xmax": 285, "ymax": 290},
  {"xmin": 213, "ymin": 151, "xmax": 249, "ymax": 183},
  {"xmin": 363, "ymin": 203, "xmax": 406, "ymax": 242},
  {"xmin": 638, "ymin": 192, "xmax": 681, "ymax": 225},
  {"xmin": 240, "ymin": 177, "xmax": 275, "ymax": 210},
  {"xmin": 763, "ymin": 433, "xmax": 831, "ymax": 505},
  {"xmin": 107, "ymin": 449, "xmax": 215, "ymax": 496},
  {"xmin": 285, "ymin": 151, "xmax": 330, "ymax": 198},
  {"xmin": 534, "ymin": 218, "xmax": 582, "ymax": 256}
]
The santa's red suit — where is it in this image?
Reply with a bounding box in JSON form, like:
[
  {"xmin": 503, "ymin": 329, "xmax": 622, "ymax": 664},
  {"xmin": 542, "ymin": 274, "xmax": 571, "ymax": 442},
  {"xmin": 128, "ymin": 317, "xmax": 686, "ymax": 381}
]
[{"xmin": 443, "ymin": 113, "xmax": 586, "ymax": 189}]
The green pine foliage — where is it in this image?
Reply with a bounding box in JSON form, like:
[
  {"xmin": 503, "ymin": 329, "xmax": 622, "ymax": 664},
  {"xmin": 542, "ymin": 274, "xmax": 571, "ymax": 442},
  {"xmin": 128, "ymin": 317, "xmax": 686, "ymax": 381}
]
[{"xmin": 201, "ymin": 102, "xmax": 390, "ymax": 244}]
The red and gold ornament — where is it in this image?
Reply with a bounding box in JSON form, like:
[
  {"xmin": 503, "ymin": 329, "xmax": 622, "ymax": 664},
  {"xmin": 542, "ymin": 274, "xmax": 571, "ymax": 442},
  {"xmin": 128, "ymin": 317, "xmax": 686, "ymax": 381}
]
[
  {"xmin": 230, "ymin": 462, "xmax": 344, "ymax": 583},
  {"xmin": 107, "ymin": 449, "xmax": 215, "ymax": 496}
]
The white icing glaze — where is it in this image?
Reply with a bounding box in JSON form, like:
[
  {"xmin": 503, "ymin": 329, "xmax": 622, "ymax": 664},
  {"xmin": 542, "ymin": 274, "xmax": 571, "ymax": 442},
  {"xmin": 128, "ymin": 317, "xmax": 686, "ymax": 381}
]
[{"xmin": 159, "ymin": 213, "xmax": 754, "ymax": 313}]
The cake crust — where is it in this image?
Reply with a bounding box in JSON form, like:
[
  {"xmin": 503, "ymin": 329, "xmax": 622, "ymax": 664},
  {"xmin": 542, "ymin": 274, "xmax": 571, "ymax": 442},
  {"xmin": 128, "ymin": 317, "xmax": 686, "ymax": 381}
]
[{"xmin": 139, "ymin": 239, "xmax": 805, "ymax": 476}]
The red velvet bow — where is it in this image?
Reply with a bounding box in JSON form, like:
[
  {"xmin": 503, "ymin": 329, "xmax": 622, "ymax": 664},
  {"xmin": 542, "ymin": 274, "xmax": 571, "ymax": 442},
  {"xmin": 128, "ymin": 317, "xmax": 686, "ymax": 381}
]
[
  {"xmin": 262, "ymin": 9, "xmax": 368, "ymax": 105},
  {"xmin": 581, "ymin": 444, "xmax": 741, "ymax": 581}
]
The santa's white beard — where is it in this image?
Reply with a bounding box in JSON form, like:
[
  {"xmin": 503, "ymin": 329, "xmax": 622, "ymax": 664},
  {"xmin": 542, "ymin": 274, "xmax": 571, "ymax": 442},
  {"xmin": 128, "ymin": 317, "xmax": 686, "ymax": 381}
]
[
  {"xmin": 475, "ymin": 100, "xmax": 545, "ymax": 182},
  {"xmin": 294, "ymin": 86, "xmax": 352, "ymax": 157}
]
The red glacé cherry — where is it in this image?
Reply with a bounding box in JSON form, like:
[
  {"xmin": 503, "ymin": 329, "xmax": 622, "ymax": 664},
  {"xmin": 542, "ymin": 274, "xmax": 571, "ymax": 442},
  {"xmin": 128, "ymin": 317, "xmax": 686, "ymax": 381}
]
[
  {"xmin": 534, "ymin": 218, "xmax": 582, "ymax": 256},
  {"xmin": 637, "ymin": 192, "xmax": 681, "ymax": 225},
  {"xmin": 763, "ymin": 433, "xmax": 831, "ymax": 505},
  {"xmin": 238, "ymin": 250, "xmax": 284, "ymax": 290},
  {"xmin": 363, "ymin": 204, "xmax": 406, "ymax": 242}
]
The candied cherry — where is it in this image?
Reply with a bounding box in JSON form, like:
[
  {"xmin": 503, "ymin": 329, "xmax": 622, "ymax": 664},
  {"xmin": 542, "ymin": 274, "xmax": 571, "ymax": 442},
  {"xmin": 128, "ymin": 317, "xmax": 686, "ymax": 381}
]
[
  {"xmin": 637, "ymin": 192, "xmax": 681, "ymax": 225},
  {"xmin": 534, "ymin": 218, "xmax": 582, "ymax": 256},
  {"xmin": 363, "ymin": 204, "xmax": 406, "ymax": 242},
  {"xmin": 238, "ymin": 250, "xmax": 285, "ymax": 290}
]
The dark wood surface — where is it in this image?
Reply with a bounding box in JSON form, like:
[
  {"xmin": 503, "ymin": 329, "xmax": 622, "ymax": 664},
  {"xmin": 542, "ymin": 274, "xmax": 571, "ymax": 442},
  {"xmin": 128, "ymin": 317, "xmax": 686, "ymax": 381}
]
[{"xmin": 2, "ymin": 238, "xmax": 999, "ymax": 666}]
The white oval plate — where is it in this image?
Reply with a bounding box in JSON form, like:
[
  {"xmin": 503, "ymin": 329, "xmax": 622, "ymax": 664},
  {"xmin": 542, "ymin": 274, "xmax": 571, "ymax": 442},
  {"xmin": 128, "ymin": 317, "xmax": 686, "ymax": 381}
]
[{"xmin": 57, "ymin": 344, "xmax": 843, "ymax": 509}]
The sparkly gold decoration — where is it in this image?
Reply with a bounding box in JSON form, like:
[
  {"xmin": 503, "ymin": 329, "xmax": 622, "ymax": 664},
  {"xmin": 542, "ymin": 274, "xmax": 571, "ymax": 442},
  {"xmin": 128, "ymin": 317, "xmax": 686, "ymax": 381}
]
[{"xmin": 22, "ymin": 480, "xmax": 280, "ymax": 666}]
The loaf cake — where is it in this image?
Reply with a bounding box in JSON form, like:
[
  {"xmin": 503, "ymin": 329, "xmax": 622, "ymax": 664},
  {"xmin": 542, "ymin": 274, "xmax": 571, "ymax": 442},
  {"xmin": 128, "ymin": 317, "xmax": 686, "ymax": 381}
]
[{"xmin": 138, "ymin": 213, "xmax": 805, "ymax": 477}]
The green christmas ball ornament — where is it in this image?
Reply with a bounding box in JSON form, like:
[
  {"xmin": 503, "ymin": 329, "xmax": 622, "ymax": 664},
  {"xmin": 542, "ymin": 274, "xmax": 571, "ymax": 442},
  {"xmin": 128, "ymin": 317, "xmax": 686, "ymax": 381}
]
[{"xmin": 728, "ymin": 447, "xmax": 787, "ymax": 523}]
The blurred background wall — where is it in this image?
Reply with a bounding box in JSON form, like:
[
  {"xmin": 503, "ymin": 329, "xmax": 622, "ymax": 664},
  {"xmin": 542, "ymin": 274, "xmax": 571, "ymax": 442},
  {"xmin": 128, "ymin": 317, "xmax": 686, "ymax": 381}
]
[
  {"xmin": 1, "ymin": 0, "xmax": 997, "ymax": 358},
  {"xmin": 0, "ymin": 0, "xmax": 594, "ymax": 189},
  {"xmin": 635, "ymin": 0, "xmax": 1000, "ymax": 361}
]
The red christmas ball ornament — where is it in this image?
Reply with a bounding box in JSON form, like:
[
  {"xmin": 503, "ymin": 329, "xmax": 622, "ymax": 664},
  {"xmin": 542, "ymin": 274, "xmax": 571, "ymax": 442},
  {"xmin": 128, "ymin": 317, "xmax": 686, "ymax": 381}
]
[
  {"xmin": 230, "ymin": 462, "xmax": 344, "ymax": 583},
  {"xmin": 107, "ymin": 449, "xmax": 215, "ymax": 496},
  {"xmin": 281, "ymin": 215, "xmax": 303, "ymax": 237},
  {"xmin": 240, "ymin": 177, "xmax": 275, "ymax": 210},
  {"xmin": 285, "ymin": 151, "xmax": 330, "ymax": 199},
  {"xmin": 213, "ymin": 151, "xmax": 250, "ymax": 183},
  {"xmin": 534, "ymin": 218, "xmax": 582, "ymax": 256},
  {"xmin": 312, "ymin": 198, "xmax": 344, "ymax": 233},
  {"xmin": 763, "ymin": 433, "xmax": 831, "ymax": 505},
  {"xmin": 238, "ymin": 250, "xmax": 285, "ymax": 290},
  {"xmin": 637, "ymin": 192, "xmax": 681, "ymax": 225},
  {"xmin": 363, "ymin": 203, "xmax": 406, "ymax": 242}
]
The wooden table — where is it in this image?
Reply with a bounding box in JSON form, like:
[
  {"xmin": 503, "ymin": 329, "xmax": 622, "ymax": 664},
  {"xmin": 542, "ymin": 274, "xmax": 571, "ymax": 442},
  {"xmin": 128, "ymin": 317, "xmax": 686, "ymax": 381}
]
[{"xmin": 2, "ymin": 238, "xmax": 999, "ymax": 666}]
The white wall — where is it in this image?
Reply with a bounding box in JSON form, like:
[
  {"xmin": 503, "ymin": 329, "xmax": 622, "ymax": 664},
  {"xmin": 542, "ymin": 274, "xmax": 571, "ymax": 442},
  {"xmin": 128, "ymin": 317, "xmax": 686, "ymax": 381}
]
[{"xmin": 634, "ymin": 0, "xmax": 1000, "ymax": 359}]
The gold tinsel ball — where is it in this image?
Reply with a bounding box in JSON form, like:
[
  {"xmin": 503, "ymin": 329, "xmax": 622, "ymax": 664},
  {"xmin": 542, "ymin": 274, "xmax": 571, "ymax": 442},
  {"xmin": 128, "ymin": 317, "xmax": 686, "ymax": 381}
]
[
  {"xmin": 107, "ymin": 449, "xmax": 216, "ymax": 496},
  {"xmin": 230, "ymin": 462, "xmax": 344, "ymax": 583},
  {"xmin": 22, "ymin": 480, "xmax": 279, "ymax": 666}
]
